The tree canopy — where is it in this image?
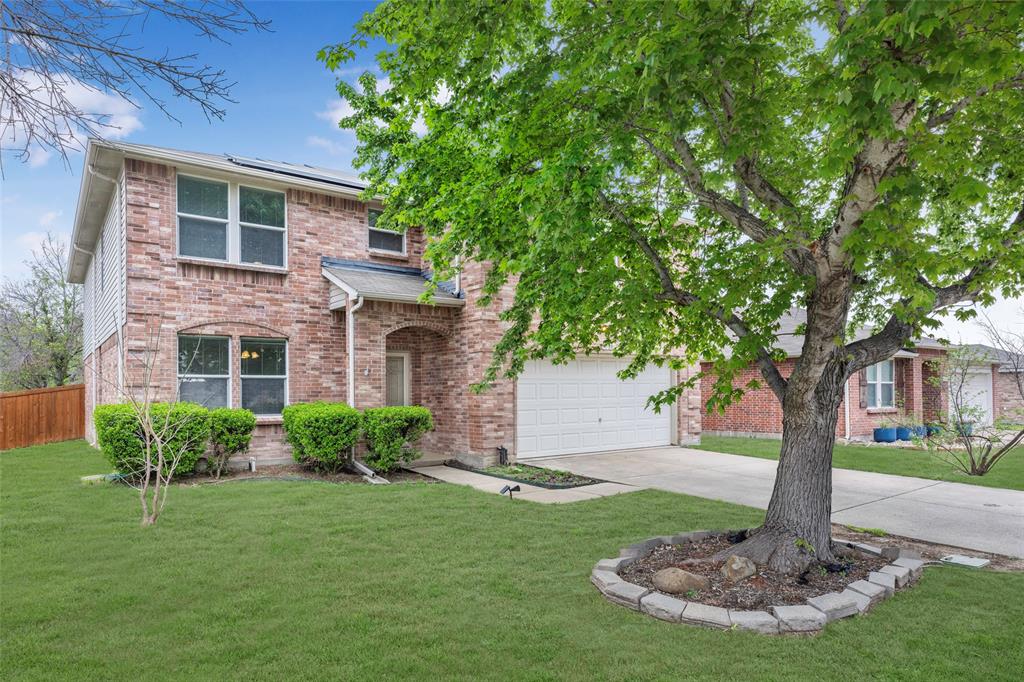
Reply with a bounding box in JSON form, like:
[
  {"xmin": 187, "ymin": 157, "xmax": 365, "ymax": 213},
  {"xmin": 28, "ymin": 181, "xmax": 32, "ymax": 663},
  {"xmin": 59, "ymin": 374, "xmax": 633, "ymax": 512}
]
[{"xmin": 321, "ymin": 0, "xmax": 1024, "ymax": 412}]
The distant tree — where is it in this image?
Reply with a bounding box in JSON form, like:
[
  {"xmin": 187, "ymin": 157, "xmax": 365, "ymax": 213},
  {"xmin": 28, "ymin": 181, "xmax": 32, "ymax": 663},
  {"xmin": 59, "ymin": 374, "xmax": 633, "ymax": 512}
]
[
  {"xmin": 322, "ymin": 0, "xmax": 1024, "ymax": 572},
  {"xmin": 0, "ymin": 234, "xmax": 82, "ymax": 390},
  {"xmin": 0, "ymin": 1, "xmax": 269, "ymax": 170}
]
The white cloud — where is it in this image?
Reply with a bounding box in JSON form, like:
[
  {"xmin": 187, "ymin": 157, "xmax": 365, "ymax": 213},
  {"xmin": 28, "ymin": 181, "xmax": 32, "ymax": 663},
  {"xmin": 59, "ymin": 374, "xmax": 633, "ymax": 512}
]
[
  {"xmin": 306, "ymin": 135, "xmax": 349, "ymax": 156},
  {"xmin": 316, "ymin": 99, "xmax": 355, "ymax": 126},
  {"xmin": 27, "ymin": 147, "xmax": 53, "ymax": 168},
  {"xmin": 38, "ymin": 210, "xmax": 62, "ymax": 227}
]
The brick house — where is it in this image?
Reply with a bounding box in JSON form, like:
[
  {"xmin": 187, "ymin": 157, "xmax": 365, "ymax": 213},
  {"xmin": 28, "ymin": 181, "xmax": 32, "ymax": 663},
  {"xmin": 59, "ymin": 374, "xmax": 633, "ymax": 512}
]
[
  {"xmin": 69, "ymin": 140, "xmax": 702, "ymax": 467},
  {"xmin": 700, "ymin": 310, "xmax": 1002, "ymax": 440},
  {"xmin": 964, "ymin": 344, "xmax": 1024, "ymax": 423}
]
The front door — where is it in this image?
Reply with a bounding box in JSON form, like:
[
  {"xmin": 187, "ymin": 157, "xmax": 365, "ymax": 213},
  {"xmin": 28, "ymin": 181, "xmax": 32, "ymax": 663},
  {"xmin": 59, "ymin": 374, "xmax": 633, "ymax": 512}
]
[{"xmin": 386, "ymin": 353, "xmax": 409, "ymax": 406}]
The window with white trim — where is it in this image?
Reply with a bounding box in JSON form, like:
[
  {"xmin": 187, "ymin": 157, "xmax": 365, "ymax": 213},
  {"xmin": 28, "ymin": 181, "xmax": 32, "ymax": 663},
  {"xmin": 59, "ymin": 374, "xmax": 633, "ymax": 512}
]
[
  {"xmin": 865, "ymin": 359, "xmax": 895, "ymax": 408},
  {"xmin": 176, "ymin": 174, "xmax": 286, "ymax": 267},
  {"xmin": 367, "ymin": 208, "xmax": 405, "ymax": 255},
  {"xmin": 177, "ymin": 335, "xmax": 230, "ymax": 408},
  {"xmin": 241, "ymin": 338, "xmax": 287, "ymax": 415}
]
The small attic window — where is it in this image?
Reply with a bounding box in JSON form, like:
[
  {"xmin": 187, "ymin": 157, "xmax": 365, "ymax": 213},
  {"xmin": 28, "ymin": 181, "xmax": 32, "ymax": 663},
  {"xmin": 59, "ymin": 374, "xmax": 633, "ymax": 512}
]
[{"xmin": 367, "ymin": 208, "xmax": 405, "ymax": 255}]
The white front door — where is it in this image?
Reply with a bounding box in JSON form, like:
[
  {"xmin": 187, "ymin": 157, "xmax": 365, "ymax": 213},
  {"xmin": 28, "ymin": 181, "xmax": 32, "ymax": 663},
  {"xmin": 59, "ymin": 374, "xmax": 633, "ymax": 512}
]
[
  {"xmin": 955, "ymin": 369, "xmax": 993, "ymax": 426},
  {"xmin": 516, "ymin": 357, "xmax": 673, "ymax": 459},
  {"xmin": 386, "ymin": 353, "xmax": 409, "ymax": 406}
]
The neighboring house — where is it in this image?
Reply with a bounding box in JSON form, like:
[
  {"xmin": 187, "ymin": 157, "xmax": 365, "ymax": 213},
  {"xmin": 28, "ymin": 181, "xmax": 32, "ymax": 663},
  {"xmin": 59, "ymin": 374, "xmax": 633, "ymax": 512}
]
[
  {"xmin": 699, "ymin": 310, "xmax": 1002, "ymax": 440},
  {"xmin": 68, "ymin": 140, "xmax": 702, "ymax": 466},
  {"xmin": 962, "ymin": 344, "xmax": 1024, "ymax": 423}
]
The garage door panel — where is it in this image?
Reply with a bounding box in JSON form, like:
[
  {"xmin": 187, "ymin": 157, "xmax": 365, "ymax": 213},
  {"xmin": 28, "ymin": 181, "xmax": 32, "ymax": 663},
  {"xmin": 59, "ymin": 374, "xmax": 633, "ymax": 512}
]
[{"xmin": 518, "ymin": 357, "xmax": 672, "ymax": 458}]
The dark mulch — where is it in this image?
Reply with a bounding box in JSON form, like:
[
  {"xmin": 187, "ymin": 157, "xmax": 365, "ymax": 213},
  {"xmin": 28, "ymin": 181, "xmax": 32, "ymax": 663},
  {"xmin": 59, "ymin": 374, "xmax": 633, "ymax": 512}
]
[
  {"xmin": 619, "ymin": 535, "xmax": 888, "ymax": 610},
  {"xmin": 183, "ymin": 464, "xmax": 436, "ymax": 486},
  {"xmin": 445, "ymin": 460, "xmax": 603, "ymax": 488}
]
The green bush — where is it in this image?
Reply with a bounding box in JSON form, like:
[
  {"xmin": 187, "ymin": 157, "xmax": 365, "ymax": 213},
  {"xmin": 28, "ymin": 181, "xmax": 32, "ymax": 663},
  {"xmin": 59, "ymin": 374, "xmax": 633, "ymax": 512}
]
[
  {"xmin": 208, "ymin": 408, "xmax": 257, "ymax": 478},
  {"xmin": 94, "ymin": 402, "xmax": 211, "ymax": 476},
  {"xmin": 281, "ymin": 402, "xmax": 362, "ymax": 471},
  {"xmin": 361, "ymin": 406, "xmax": 434, "ymax": 473}
]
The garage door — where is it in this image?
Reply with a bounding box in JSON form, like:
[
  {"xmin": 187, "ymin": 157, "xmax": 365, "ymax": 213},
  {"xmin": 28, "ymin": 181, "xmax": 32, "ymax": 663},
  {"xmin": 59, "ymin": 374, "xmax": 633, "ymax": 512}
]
[
  {"xmin": 955, "ymin": 370, "xmax": 993, "ymax": 426},
  {"xmin": 516, "ymin": 357, "xmax": 672, "ymax": 459}
]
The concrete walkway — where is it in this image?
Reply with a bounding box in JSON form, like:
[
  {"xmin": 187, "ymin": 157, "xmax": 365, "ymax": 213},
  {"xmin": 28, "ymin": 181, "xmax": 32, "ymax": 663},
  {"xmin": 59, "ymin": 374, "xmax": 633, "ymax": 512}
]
[
  {"xmin": 534, "ymin": 447, "xmax": 1024, "ymax": 558},
  {"xmin": 410, "ymin": 465, "xmax": 640, "ymax": 503}
]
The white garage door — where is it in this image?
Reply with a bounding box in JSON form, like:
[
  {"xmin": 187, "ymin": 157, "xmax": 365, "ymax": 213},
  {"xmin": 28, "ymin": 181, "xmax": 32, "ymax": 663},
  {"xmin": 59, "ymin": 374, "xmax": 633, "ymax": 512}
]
[
  {"xmin": 516, "ymin": 357, "xmax": 672, "ymax": 459},
  {"xmin": 954, "ymin": 370, "xmax": 993, "ymax": 426}
]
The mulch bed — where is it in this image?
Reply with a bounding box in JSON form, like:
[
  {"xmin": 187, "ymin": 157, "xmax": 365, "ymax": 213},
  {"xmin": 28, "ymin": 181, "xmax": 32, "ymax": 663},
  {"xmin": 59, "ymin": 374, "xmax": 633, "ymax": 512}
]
[
  {"xmin": 445, "ymin": 460, "xmax": 604, "ymax": 488},
  {"xmin": 619, "ymin": 535, "xmax": 887, "ymax": 610},
  {"xmin": 182, "ymin": 464, "xmax": 436, "ymax": 486}
]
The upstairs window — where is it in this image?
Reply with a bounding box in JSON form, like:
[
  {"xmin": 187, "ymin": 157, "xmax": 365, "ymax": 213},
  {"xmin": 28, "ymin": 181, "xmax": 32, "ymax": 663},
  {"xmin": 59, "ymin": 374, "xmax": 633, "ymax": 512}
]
[
  {"xmin": 865, "ymin": 360, "xmax": 895, "ymax": 408},
  {"xmin": 367, "ymin": 208, "xmax": 405, "ymax": 255},
  {"xmin": 177, "ymin": 335, "xmax": 230, "ymax": 408},
  {"xmin": 176, "ymin": 174, "xmax": 286, "ymax": 267},
  {"xmin": 241, "ymin": 338, "xmax": 287, "ymax": 415}
]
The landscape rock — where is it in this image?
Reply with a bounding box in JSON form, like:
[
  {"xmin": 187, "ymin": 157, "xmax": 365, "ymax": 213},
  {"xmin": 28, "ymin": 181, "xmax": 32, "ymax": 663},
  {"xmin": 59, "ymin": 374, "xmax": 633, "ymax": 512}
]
[
  {"xmin": 769, "ymin": 604, "xmax": 826, "ymax": 633},
  {"xmin": 602, "ymin": 581, "xmax": 649, "ymax": 610},
  {"xmin": 846, "ymin": 579, "xmax": 887, "ymax": 605},
  {"xmin": 806, "ymin": 592, "xmax": 860, "ymax": 621},
  {"xmin": 720, "ymin": 555, "xmax": 757, "ymax": 583},
  {"xmin": 867, "ymin": 571, "xmax": 896, "ymax": 596},
  {"xmin": 640, "ymin": 592, "xmax": 687, "ymax": 622},
  {"xmin": 841, "ymin": 589, "xmax": 872, "ymax": 614},
  {"xmin": 591, "ymin": 569, "xmax": 622, "ymax": 592},
  {"xmin": 652, "ymin": 567, "xmax": 711, "ymax": 594},
  {"xmin": 879, "ymin": 564, "xmax": 912, "ymax": 587},
  {"xmin": 595, "ymin": 556, "xmax": 633, "ymax": 573},
  {"xmin": 729, "ymin": 610, "xmax": 779, "ymax": 634},
  {"xmin": 892, "ymin": 557, "xmax": 925, "ymax": 581},
  {"xmin": 680, "ymin": 602, "xmax": 731, "ymax": 629}
]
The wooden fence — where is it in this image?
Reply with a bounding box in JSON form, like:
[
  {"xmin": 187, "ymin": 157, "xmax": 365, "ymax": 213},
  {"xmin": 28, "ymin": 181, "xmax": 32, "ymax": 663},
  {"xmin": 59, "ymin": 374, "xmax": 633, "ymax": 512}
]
[{"xmin": 0, "ymin": 384, "xmax": 86, "ymax": 450}]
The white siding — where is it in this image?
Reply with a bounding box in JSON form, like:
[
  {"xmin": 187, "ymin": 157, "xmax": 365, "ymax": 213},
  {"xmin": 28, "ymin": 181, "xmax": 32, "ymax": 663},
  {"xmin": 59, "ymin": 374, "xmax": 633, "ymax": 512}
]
[{"xmin": 81, "ymin": 172, "xmax": 126, "ymax": 354}]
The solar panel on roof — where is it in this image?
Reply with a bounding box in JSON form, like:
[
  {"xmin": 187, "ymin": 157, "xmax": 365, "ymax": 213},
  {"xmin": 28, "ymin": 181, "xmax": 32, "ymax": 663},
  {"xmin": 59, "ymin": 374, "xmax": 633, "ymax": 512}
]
[{"xmin": 226, "ymin": 155, "xmax": 366, "ymax": 191}]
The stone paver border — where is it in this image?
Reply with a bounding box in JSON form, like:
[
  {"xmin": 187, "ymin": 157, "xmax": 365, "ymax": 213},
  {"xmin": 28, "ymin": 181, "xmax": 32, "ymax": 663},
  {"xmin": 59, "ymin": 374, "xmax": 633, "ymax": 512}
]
[{"xmin": 591, "ymin": 530, "xmax": 929, "ymax": 635}]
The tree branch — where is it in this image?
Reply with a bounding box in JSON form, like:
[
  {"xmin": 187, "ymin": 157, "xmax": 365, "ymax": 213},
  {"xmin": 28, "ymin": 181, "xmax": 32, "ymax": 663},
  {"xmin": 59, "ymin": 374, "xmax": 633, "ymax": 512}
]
[{"xmin": 926, "ymin": 74, "xmax": 1024, "ymax": 129}]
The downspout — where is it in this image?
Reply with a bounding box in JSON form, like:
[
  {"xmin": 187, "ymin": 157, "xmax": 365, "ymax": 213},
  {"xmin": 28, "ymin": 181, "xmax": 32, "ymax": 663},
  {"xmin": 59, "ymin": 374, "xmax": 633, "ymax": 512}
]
[
  {"xmin": 346, "ymin": 295, "xmax": 364, "ymax": 406},
  {"xmin": 844, "ymin": 377, "xmax": 851, "ymax": 441}
]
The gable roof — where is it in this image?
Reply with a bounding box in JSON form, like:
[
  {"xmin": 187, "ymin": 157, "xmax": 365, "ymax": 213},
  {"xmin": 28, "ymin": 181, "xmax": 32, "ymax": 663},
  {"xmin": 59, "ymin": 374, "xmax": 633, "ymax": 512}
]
[
  {"xmin": 961, "ymin": 344, "xmax": 1024, "ymax": 372},
  {"xmin": 770, "ymin": 309, "xmax": 946, "ymax": 359},
  {"xmin": 67, "ymin": 139, "xmax": 371, "ymax": 282}
]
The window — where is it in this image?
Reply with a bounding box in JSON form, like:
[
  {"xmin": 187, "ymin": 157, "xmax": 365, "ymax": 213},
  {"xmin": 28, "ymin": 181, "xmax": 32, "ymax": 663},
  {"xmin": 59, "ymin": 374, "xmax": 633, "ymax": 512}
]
[
  {"xmin": 385, "ymin": 353, "xmax": 409, "ymax": 406},
  {"xmin": 865, "ymin": 360, "xmax": 895, "ymax": 408},
  {"xmin": 177, "ymin": 335, "xmax": 230, "ymax": 408},
  {"xmin": 367, "ymin": 208, "xmax": 405, "ymax": 255},
  {"xmin": 241, "ymin": 338, "xmax": 287, "ymax": 415},
  {"xmin": 177, "ymin": 175, "xmax": 229, "ymax": 260},
  {"xmin": 176, "ymin": 175, "xmax": 286, "ymax": 267},
  {"xmin": 239, "ymin": 185, "xmax": 285, "ymax": 266}
]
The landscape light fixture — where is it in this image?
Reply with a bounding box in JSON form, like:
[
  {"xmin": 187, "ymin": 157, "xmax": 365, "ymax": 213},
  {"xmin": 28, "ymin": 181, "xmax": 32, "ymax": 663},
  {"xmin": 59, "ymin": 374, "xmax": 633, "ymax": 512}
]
[{"xmin": 499, "ymin": 484, "xmax": 520, "ymax": 499}]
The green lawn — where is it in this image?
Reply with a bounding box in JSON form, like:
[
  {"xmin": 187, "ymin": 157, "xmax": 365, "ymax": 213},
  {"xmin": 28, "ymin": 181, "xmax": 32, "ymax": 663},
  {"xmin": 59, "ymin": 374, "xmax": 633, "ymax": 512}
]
[
  {"xmin": 3, "ymin": 441, "xmax": 1023, "ymax": 680},
  {"xmin": 694, "ymin": 436, "xmax": 1024, "ymax": 491}
]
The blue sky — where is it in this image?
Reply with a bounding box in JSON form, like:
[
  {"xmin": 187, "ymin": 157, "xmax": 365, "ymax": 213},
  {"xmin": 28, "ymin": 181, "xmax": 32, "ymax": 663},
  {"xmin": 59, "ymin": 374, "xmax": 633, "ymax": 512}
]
[{"xmin": 0, "ymin": 1, "xmax": 1018, "ymax": 343}]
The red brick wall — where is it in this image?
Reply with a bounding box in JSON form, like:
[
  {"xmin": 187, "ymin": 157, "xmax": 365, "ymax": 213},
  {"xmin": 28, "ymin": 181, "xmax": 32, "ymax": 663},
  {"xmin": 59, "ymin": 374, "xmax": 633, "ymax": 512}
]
[{"xmin": 995, "ymin": 370, "xmax": 1024, "ymax": 422}]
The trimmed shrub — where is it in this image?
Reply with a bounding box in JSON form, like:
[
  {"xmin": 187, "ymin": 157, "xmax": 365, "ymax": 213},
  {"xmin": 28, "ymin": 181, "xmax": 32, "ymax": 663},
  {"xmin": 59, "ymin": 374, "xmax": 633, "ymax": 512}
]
[
  {"xmin": 281, "ymin": 402, "xmax": 361, "ymax": 471},
  {"xmin": 208, "ymin": 408, "xmax": 257, "ymax": 478},
  {"xmin": 362, "ymin": 406, "xmax": 434, "ymax": 473},
  {"xmin": 94, "ymin": 402, "xmax": 211, "ymax": 476}
]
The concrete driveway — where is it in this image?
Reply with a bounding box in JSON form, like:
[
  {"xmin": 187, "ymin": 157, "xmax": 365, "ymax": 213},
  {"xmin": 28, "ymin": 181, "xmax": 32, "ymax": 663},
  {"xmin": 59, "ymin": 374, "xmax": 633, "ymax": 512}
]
[{"xmin": 536, "ymin": 447, "xmax": 1024, "ymax": 558}]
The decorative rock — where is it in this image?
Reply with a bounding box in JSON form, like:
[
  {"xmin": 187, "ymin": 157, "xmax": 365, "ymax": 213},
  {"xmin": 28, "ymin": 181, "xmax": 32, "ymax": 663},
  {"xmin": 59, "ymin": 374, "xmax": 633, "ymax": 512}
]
[
  {"xmin": 590, "ymin": 570, "xmax": 622, "ymax": 592},
  {"xmin": 770, "ymin": 604, "xmax": 826, "ymax": 633},
  {"xmin": 867, "ymin": 571, "xmax": 896, "ymax": 596},
  {"xmin": 680, "ymin": 602, "xmax": 731, "ymax": 629},
  {"xmin": 720, "ymin": 555, "xmax": 757, "ymax": 583},
  {"xmin": 640, "ymin": 592, "xmax": 688, "ymax": 622},
  {"xmin": 652, "ymin": 567, "xmax": 710, "ymax": 594},
  {"xmin": 841, "ymin": 589, "xmax": 872, "ymax": 614},
  {"xmin": 879, "ymin": 564, "xmax": 912, "ymax": 587},
  {"xmin": 602, "ymin": 581, "xmax": 649, "ymax": 610},
  {"xmin": 595, "ymin": 556, "xmax": 634, "ymax": 573},
  {"xmin": 729, "ymin": 610, "xmax": 779, "ymax": 634},
  {"xmin": 892, "ymin": 557, "xmax": 925, "ymax": 582},
  {"xmin": 846, "ymin": 579, "xmax": 886, "ymax": 605},
  {"xmin": 806, "ymin": 592, "xmax": 860, "ymax": 621}
]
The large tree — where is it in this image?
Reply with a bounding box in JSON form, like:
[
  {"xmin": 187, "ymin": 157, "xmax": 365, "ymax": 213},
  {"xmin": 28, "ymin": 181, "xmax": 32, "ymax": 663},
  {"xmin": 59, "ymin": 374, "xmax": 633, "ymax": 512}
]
[{"xmin": 321, "ymin": 0, "xmax": 1024, "ymax": 572}]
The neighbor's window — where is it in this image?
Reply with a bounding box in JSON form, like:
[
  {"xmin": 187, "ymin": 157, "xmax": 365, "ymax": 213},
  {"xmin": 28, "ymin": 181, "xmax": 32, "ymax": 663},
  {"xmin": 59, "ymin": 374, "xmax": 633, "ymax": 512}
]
[
  {"xmin": 240, "ymin": 338, "xmax": 287, "ymax": 415},
  {"xmin": 239, "ymin": 185, "xmax": 285, "ymax": 266},
  {"xmin": 177, "ymin": 175, "xmax": 229, "ymax": 261},
  {"xmin": 367, "ymin": 208, "xmax": 405, "ymax": 254},
  {"xmin": 176, "ymin": 175, "xmax": 286, "ymax": 267},
  {"xmin": 177, "ymin": 335, "xmax": 230, "ymax": 408},
  {"xmin": 865, "ymin": 360, "xmax": 895, "ymax": 408}
]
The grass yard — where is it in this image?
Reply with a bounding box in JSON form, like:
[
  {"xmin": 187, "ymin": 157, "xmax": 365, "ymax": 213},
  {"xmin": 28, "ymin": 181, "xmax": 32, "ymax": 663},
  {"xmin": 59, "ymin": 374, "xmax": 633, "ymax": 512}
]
[
  {"xmin": 695, "ymin": 435, "xmax": 1024, "ymax": 491},
  {"xmin": 3, "ymin": 441, "xmax": 1023, "ymax": 681}
]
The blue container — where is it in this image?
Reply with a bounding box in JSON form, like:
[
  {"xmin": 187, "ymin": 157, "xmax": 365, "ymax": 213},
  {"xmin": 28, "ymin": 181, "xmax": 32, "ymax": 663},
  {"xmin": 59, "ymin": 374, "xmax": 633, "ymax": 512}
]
[
  {"xmin": 956, "ymin": 422, "xmax": 974, "ymax": 437},
  {"xmin": 926, "ymin": 424, "xmax": 943, "ymax": 437},
  {"xmin": 896, "ymin": 426, "xmax": 913, "ymax": 441},
  {"xmin": 874, "ymin": 427, "xmax": 898, "ymax": 443},
  {"xmin": 911, "ymin": 425, "xmax": 926, "ymax": 438}
]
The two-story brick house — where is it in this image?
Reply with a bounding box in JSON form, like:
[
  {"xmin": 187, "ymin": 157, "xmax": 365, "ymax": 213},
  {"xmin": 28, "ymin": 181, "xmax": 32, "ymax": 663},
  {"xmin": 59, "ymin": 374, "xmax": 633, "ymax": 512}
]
[{"xmin": 69, "ymin": 140, "xmax": 702, "ymax": 466}]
